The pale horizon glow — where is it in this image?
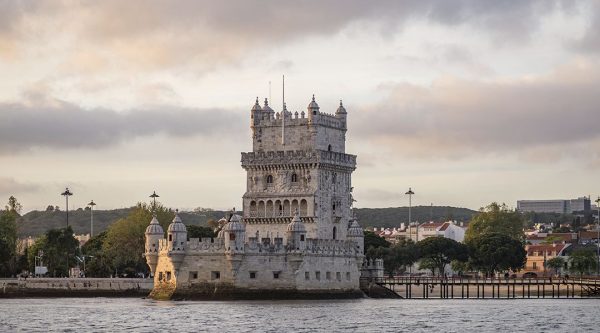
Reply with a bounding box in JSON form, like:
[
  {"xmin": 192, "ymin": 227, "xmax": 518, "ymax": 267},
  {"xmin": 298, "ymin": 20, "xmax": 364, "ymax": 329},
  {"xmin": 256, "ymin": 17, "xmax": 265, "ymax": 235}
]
[{"xmin": 1, "ymin": 1, "xmax": 599, "ymax": 213}]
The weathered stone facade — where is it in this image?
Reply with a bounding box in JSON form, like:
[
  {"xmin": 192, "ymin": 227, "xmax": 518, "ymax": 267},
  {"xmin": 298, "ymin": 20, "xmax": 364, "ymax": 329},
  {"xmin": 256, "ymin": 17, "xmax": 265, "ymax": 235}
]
[{"xmin": 145, "ymin": 96, "xmax": 364, "ymax": 300}]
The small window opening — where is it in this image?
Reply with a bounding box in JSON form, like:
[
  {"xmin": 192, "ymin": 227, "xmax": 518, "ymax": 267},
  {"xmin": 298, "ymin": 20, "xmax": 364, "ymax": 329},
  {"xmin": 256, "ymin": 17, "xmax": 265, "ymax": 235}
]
[
  {"xmin": 291, "ymin": 173, "xmax": 298, "ymax": 182},
  {"xmin": 168, "ymin": 234, "xmax": 172, "ymax": 241},
  {"xmin": 266, "ymin": 175, "xmax": 273, "ymax": 184},
  {"xmin": 211, "ymin": 271, "xmax": 221, "ymax": 280},
  {"xmin": 300, "ymin": 234, "xmax": 305, "ymax": 241},
  {"xmin": 328, "ymin": 144, "xmax": 332, "ymax": 151},
  {"xmin": 273, "ymin": 272, "xmax": 280, "ymax": 279},
  {"xmin": 305, "ymin": 272, "xmax": 310, "ymax": 280},
  {"xmin": 229, "ymin": 233, "xmax": 236, "ymax": 241},
  {"xmin": 250, "ymin": 272, "xmax": 257, "ymax": 279}
]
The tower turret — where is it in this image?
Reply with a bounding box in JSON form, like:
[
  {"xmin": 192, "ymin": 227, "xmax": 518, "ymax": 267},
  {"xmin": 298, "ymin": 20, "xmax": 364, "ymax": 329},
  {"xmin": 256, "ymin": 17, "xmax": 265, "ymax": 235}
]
[
  {"xmin": 307, "ymin": 94, "xmax": 320, "ymax": 122},
  {"xmin": 286, "ymin": 210, "xmax": 307, "ymax": 251},
  {"xmin": 263, "ymin": 98, "xmax": 274, "ymax": 119},
  {"xmin": 347, "ymin": 211, "xmax": 364, "ymax": 254},
  {"xmin": 167, "ymin": 210, "xmax": 187, "ymax": 271},
  {"xmin": 251, "ymin": 97, "xmax": 262, "ymax": 126},
  {"xmin": 223, "ymin": 213, "xmax": 245, "ymax": 253},
  {"xmin": 335, "ymin": 99, "xmax": 347, "ymax": 129},
  {"xmin": 144, "ymin": 215, "xmax": 164, "ymax": 277}
]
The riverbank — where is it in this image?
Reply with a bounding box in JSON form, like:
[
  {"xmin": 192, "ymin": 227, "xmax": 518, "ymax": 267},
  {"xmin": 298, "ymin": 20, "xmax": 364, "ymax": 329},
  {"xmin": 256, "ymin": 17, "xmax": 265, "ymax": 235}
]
[{"xmin": 0, "ymin": 278, "xmax": 152, "ymax": 298}]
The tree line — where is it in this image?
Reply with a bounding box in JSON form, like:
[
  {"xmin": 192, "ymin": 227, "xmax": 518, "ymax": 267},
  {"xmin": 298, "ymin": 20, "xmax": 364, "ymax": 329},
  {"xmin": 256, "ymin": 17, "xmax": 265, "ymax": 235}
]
[{"xmin": 366, "ymin": 202, "xmax": 598, "ymax": 277}]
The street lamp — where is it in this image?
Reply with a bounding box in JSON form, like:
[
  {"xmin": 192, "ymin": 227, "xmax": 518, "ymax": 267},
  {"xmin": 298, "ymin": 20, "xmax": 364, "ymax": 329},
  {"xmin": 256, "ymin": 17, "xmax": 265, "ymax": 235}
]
[
  {"xmin": 405, "ymin": 187, "xmax": 415, "ymax": 242},
  {"xmin": 60, "ymin": 187, "xmax": 73, "ymax": 277},
  {"xmin": 61, "ymin": 188, "xmax": 73, "ymax": 227},
  {"xmin": 88, "ymin": 200, "xmax": 96, "ymax": 237},
  {"xmin": 150, "ymin": 191, "xmax": 159, "ymax": 213},
  {"xmin": 596, "ymin": 196, "xmax": 600, "ymax": 276}
]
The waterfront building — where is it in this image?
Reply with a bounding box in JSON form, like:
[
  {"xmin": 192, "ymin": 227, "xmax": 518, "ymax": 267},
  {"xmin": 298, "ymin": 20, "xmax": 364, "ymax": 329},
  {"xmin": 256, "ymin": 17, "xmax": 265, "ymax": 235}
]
[
  {"xmin": 523, "ymin": 243, "xmax": 570, "ymax": 276},
  {"xmin": 144, "ymin": 96, "xmax": 365, "ymax": 299}
]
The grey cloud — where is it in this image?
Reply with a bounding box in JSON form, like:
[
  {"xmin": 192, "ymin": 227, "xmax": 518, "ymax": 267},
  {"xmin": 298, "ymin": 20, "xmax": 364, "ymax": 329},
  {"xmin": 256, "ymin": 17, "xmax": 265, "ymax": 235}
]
[
  {"xmin": 352, "ymin": 61, "xmax": 600, "ymax": 158},
  {"xmin": 0, "ymin": 99, "xmax": 245, "ymax": 153},
  {"xmin": 0, "ymin": 1, "xmax": 573, "ymax": 67},
  {"xmin": 0, "ymin": 177, "xmax": 39, "ymax": 195}
]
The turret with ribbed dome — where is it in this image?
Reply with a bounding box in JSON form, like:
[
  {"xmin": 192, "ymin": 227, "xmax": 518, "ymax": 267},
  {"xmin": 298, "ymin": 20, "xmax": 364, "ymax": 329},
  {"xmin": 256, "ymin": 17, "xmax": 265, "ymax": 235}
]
[
  {"xmin": 347, "ymin": 210, "xmax": 364, "ymax": 254},
  {"xmin": 144, "ymin": 214, "xmax": 164, "ymax": 276},
  {"xmin": 167, "ymin": 210, "xmax": 187, "ymax": 271},
  {"xmin": 286, "ymin": 209, "xmax": 307, "ymax": 251},
  {"xmin": 307, "ymin": 94, "xmax": 320, "ymax": 122},
  {"xmin": 223, "ymin": 211, "xmax": 245, "ymax": 253},
  {"xmin": 251, "ymin": 97, "xmax": 262, "ymax": 126}
]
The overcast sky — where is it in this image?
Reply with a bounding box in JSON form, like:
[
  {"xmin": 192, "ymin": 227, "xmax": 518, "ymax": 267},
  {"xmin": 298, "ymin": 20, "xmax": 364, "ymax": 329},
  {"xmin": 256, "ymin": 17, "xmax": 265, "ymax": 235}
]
[{"xmin": 1, "ymin": 0, "xmax": 599, "ymax": 213}]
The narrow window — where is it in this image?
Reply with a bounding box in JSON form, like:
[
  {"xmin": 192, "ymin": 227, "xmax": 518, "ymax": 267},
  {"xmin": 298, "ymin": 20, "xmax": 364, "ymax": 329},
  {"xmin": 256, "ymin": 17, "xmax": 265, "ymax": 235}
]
[
  {"xmin": 291, "ymin": 173, "xmax": 298, "ymax": 182},
  {"xmin": 336, "ymin": 272, "xmax": 341, "ymax": 281},
  {"xmin": 328, "ymin": 144, "xmax": 332, "ymax": 151},
  {"xmin": 315, "ymin": 271, "xmax": 321, "ymax": 280},
  {"xmin": 168, "ymin": 234, "xmax": 172, "ymax": 241},
  {"xmin": 211, "ymin": 271, "xmax": 221, "ymax": 280},
  {"xmin": 273, "ymin": 272, "xmax": 280, "ymax": 279},
  {"xmin": 346, "ymin": 272, "xmax": 351, "ymax": 281},
  {"xmin": 158, "ymin": 272, "xmax": 163, "ymax": 281},
  {"xmin": 326, "ymin": 272, "xmax": 331, "ymax": 280},
  {"xmin": 333, "ymin": 227, "xmax": 337, "ymax": 240},
  {"xmin": 305, "ymin": 272, "xmax": 310, "ymax": 280},
  {"xmin": 166, "ymin": 271, "xmax": 171, "ymax": 281},
  {"xmin": 266, "ymin": 175, "xmax": 273, "ymax": 184},
  {"xmin": 250, "ymin": 272, "xmax": 257, "ymax": 279},
  {"xmin": 229, "ymin": 233, "xmax": 236, "ymax": 241},
  {"xmin": 532, "ymin": 262, "xmax": 537, "ymax": 270},
  {"xmin": 300, "ymin": 234, "xmax": 305, "ymax": 241},
  {"xmin": 189, "ymin": 271, "xmax": 198, "ymax": 280}
]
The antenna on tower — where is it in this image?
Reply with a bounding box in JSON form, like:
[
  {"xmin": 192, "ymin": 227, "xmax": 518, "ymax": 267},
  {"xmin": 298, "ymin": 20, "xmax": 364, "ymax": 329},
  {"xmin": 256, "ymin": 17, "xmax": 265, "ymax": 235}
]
[{"xmin": 282, "ymin": 74, "xmax": 285, "ymax": 146}]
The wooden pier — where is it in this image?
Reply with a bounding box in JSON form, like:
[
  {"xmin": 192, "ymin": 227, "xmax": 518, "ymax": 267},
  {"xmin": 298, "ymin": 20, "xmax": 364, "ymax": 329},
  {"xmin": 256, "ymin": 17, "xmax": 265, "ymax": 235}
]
[{"xmin": 364, "ymin": 276, "xmax": 600, "ymax": 299}]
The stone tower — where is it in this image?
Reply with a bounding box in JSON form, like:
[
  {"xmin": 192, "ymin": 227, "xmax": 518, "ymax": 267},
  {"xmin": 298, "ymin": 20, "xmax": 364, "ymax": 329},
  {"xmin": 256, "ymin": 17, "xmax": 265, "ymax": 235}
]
[{"xmin": 241, "ymin": 96, "xmax": 356, "ymax": 241}]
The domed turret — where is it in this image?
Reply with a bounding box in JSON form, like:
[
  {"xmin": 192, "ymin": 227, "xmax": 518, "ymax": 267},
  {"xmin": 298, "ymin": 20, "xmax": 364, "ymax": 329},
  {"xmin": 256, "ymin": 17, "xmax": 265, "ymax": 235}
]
[
  {"xmin": 262, "ymin": 98, "xmax": 274, "ymax": 117},
  {"xmin": 336, "ymin": 100, "xmax": 347, "ymax": 115},
  {"xmin": 307, "ymin": 94, "xmax": 320, "ymax": 122},
  {"xmin": 286, "ymin": 210, "xmax": 307, "ymax": 251},
  {"xmin": 251, "ymin": 97, "xmax": 262, "ymax": 126},
  {"xmin": 223, "ymin": 213, "xmax": 245, "ymax": 253},
  {"xmin": 144, "ymin": 215, "xmax": 164, "ymax": 277},
  {"xmin": 167, "ymin": 210, "xmax": 187, "ymax": 271},
  {"xmin": 347, "ymin": 211, "xmax": 364, "ymax": 254}
]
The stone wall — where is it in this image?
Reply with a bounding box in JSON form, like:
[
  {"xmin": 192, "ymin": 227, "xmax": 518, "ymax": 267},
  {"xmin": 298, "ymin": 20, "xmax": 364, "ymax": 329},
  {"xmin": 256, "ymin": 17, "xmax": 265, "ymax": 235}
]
[{"xmin": 1, "ymin": 278, "xmax": 152, "ymax": 298}]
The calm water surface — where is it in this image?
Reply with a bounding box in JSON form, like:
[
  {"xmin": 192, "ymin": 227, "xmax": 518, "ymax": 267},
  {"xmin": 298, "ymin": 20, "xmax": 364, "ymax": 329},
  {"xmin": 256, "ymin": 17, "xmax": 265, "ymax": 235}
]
[{"xmin": 0, "ymin": 298, "xmax": 598, "ymax": 332}]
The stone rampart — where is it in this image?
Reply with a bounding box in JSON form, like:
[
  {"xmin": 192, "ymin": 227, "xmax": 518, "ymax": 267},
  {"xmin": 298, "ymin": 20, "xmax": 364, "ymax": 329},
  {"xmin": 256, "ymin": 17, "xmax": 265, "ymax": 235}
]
[{"xmin": 0, "ymin": 278, "xmax": 153, "ymax": 298}]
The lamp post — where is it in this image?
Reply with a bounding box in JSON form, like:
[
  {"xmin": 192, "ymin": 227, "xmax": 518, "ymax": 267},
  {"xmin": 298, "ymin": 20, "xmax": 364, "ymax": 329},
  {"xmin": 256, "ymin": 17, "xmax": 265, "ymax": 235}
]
[
  {"xmin": 61, "ymin": 188, "xmax": 73, "ymax": 227},
  {"xmin": 88, "ymin": 200, "xmax": 96, "ymax": 237},
  {"xmin": 405, "ymin": 187, "xmax": 415, "ymax": 242},
  {"xmin": 60, "ymin": 187, "xmax": 73, "ymax": 277},
  {"xmin": 150, "ymin": 191, "xmax": 159, "ymax": 213},
  {"xmin": 596, "ymin": 196, "xmax": 600, "ymax": 276}
]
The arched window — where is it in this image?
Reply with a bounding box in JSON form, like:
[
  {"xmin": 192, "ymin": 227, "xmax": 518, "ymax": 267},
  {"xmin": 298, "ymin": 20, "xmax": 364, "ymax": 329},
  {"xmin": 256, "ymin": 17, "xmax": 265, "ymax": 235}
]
[
  {"xmin": 266, "ymin": 175, "xmax": 273, "ymax": 184},
  {"xmin": 333, "ymin": 227, "xmax": 337, "ymax": 240},
  {"xmin": 327, "ymin": 144, "xmax": 332, "ymax": 151},
  {"xmin": 291, "ymin": 173, "xmax": 298, "ymax": 182}
]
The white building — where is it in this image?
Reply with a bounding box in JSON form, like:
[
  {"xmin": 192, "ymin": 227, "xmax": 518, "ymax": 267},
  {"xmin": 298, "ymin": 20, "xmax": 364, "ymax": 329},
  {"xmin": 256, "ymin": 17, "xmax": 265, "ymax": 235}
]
[{"xmin": 145, "ymin": 96, "xmax": 365, "ymax": 300}]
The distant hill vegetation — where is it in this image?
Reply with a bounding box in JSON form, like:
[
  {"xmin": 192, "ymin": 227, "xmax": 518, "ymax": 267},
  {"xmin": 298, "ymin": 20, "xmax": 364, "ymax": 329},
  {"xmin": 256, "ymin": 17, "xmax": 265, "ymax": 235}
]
[
  {"xmin": 355, "ymin": 206, "xmax": 477, "ymax": 229},
  {"xmin": 17, "ymin": 205, "xmax": 478, "ymax": 237}
]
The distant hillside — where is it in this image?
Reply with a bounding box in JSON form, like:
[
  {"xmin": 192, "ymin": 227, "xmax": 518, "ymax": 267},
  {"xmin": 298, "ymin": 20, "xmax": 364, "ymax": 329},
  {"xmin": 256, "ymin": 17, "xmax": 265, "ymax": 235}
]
[
  {"xmin": 17, "ymin": 208, "xmax": 233, "ymax": 237},
  {"xmin": 17, "ymin": 205, "xmax": 477, "ymax": 237},
  {"xmin": 355, "ymin": 206, "xmax": 477, "ymax": 229}
]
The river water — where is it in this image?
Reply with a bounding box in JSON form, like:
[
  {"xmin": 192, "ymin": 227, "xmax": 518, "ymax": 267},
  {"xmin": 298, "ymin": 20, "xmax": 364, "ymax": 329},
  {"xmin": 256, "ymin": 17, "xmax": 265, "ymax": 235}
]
[{"xmin": 1, "ymin": 298, "xmax": 598, "ymax": 332}]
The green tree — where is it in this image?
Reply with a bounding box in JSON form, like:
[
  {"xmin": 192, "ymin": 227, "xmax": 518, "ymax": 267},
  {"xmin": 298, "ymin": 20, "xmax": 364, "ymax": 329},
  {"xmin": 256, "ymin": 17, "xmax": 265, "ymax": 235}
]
[
  {"xmin": 417, "ymin": 237, "xmax": 468, "ymax": 276},
  {"xmin": 465, "ymin": 202, "xmax": 525, "ymax": 242},
  {"xmin": 81, "ymin": 231, "xmax": 112, "ymax": 277},
  {"xmin": 545, "ymin": 257, "xmax": 566, "ymax": 276},
  {"xmin": 364, "ymin": 230, "xmax": 390, "ymax": 253},
  {"xmin": 187, "ymin": 225, "xmax": 216, "ymax": 239},
  {"xmin": 0, "ymin": 208, "xmax": 18, "ymax": 276},
  {"xmin": 468, "ymin": 233, "xmax": 526, "ymax": 275},
  {"xmin": 102, "ymin": 203, "xmax": 174, "ymax": 276},
  {"xmin": 27, "ymin": 226, "xmax": 79, "ymax": 277},
  {"xmin": 569, "ymin": 249, "xmax": 598, "ymax": 277},
  {"xmin": 6, "ymin": 196, "xmax": 22, "ymax": 215}
]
